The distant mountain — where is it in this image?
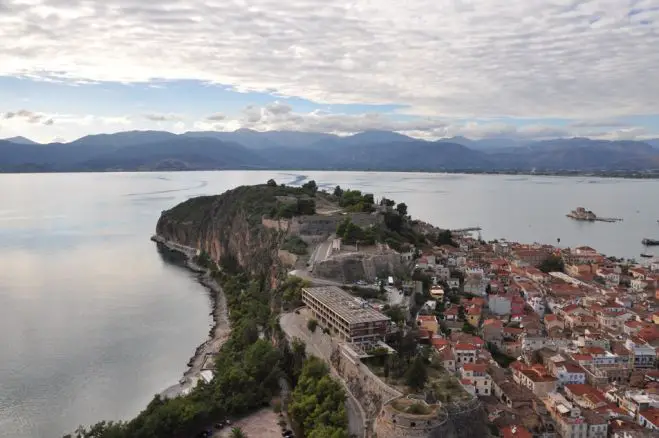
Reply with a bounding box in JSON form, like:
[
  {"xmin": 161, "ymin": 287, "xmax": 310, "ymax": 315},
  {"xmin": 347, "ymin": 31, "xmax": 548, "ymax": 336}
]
[
  {"xmin": 78, "ymin": 137, "xmax": 268, "ymax": 171},
  {"xmin": 182, "ymin": 129, "xmax": 336, "ymax": 149},
  {"xmin": 1, "ymin": 130, "xmax": 658, "ymax": 173},
  {"xmin": 69, "ymin": 130, "xmax": 178, "ymax": 148},
  {"xmin": 3, "ymin": 136, "xmax": 40, "ymax": 145},
  {"xmin": 646, "ymin": 139, "xmax": 659, "ymax": 150},
  {"xmin": 490, "ymin": 138, "xmax": 659, "ymax": 170},
  {"xmin": 444, "ymin": 136, "xmax": 529, "ymax": 152}
]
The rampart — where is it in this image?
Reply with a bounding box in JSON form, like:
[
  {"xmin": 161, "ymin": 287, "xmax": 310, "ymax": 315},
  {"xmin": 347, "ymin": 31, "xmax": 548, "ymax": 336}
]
[{"xmin": 262, "ymin": 212, "xmax": 380, "ymax": 236}]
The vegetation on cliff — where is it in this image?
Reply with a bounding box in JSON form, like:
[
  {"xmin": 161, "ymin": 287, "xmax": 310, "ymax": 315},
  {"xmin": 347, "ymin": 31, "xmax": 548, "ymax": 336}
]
[
  {"xmin": 158, "ymin": 184, "xmax": 316, "ymax": 228},
  {"xmin": 70, "ymin": 183, "xmax": 351, "ymax": 438},
  {"xmin": 289, "ymin": 357, "xmax": 349, "ymax": 438},
  {"xmin": 67, "ymin": 271, "xmax": 284, "ymax": 438}
]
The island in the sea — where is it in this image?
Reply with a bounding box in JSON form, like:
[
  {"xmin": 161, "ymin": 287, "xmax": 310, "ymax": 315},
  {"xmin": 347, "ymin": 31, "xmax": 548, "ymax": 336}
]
[
  {"xmin": 70, "ymin": 180, "xmax": 659, "ymax": 438},
  {"xmin": 567, "ymin": 206, "xmax": 622, "ymax": 223}
]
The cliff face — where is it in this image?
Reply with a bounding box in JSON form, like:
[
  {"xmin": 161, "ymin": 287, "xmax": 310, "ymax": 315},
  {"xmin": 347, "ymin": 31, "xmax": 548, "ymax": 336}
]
[{"xmin": 156, "ymin": 185, "xmax": 286, "ymax": 277}]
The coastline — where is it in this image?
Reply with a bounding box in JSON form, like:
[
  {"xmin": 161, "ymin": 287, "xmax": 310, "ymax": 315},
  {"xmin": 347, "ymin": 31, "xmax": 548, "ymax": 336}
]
[{"xmin": 153, "ymin": 236, "xmax": 231, "ymax": 399}]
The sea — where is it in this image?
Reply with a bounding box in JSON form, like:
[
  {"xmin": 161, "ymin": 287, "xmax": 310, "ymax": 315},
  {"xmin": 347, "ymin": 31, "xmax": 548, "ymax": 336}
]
[{"xmin": 1, "ymin": 171, "xmax": 658, "ymax": 437}]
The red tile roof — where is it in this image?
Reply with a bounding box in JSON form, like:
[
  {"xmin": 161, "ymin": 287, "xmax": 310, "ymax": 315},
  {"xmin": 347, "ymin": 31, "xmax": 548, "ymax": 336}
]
[
  {"xmin": 462, "ymin": 363, "xmax": 488, "ymax": 372},
  {"xmin": 501, "ymin": 425, "xmax": 533, "ymax": 438}
]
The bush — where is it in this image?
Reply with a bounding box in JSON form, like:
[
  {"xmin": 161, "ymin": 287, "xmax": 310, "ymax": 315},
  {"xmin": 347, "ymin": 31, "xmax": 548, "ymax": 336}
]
[
  {"xmin": 281, "ymin": 236, "xmax": 308, "ymax": 255},
  {"xmin": 307, "ymin": 319, "xmax": 318, "ymax": 333}
]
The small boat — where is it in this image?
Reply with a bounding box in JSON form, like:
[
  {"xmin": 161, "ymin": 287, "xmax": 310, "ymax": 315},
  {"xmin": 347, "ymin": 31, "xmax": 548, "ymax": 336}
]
[{"xmin": 640, "ymin": 253, "xmax": 654, "ymax": 258}]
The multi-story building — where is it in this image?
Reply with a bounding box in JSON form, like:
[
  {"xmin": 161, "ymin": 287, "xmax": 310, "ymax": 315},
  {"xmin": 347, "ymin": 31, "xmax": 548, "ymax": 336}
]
[
  {"xmin": 454, "ymin": 343, "xmax": 478, "ymax": 364},
  {"xmin": 460, "ymin": 363, "xmax": 492, "ymax": 396},
  {"xmin": 625, "ymin": 340, "xmax": 656, "ymax": 369},
  {"xmin": 555, "ymin": 363, "xmax": 587, "ymax": 388},
  {"xmin": 545, "ymin": 392, "xmax": 589, "ymax": 438},
  {"xmin": 301, "ymin": 286, "xmax": 390, "ymax": 343}
]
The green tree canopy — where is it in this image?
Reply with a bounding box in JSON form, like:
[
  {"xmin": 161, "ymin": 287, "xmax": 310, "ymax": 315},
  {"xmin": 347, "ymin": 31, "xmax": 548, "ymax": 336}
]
[
  {"xmin": 405, "ymin": 356, "xmax": 428, "ymax": 392},
  {"xmin": 289, "ymin": 357, "xmax": 348, "ymax": 437}
]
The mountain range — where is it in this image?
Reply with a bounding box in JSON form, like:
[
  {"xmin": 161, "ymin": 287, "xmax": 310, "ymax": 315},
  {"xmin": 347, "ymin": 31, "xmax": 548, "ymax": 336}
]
[{"xmin": 1, "ymin": 130, "xmax": 659, "ymax": 173}]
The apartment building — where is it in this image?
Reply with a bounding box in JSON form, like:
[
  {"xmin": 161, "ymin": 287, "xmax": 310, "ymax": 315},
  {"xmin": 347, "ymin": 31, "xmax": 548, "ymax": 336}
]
[{"xmin": 301, "ymin": 286, "xmax": 390, "ymax": 343}]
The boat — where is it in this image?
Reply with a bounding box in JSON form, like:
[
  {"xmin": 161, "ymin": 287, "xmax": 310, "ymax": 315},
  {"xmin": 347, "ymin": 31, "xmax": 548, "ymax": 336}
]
[
  {"xmin": 642, "ymin": 238, "xmax": 659, "ymax": 246},
  {"xmin": 640, "ymin": 253, "xmax": 654, "ymax": 258}
]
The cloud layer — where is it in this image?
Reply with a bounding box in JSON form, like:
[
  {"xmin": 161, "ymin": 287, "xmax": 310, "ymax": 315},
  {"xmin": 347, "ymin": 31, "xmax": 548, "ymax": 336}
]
[{"xmin": 1, "ymin": 0, "xmax": 658, "ymax": 119}]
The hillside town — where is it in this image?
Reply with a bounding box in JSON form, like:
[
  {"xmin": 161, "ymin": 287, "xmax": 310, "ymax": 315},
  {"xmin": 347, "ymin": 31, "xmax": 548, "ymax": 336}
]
[
  {"xmin": 402, "ymin": 238, "xmax": 659, "ymax": 437},
  {"xmin": 276, "ymin": 185, "xmax": 659, "ymax": 438}
]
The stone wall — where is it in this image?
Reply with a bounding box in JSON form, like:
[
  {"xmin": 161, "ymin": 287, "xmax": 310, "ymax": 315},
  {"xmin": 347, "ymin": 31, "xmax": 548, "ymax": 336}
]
[
  {"xmin": 261, "ymin": 217, "xmax": 291, "ymax": 232},
  {"xmin": 331, "ymin": 345, "xmax": 402, "ymax": 421},
  {"xmin": 372, "ymin": 397, "xmax": 487, "ymax": 438},
  {"xmin": 313, "ymin": 252, "xmax": 406, "ymax": 283},
  {"xmin": 373, "ymin": 400, "xmax": 452, "ymax": 438}
]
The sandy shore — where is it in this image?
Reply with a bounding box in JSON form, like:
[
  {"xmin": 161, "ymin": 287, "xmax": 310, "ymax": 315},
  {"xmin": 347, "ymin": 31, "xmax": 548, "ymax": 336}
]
[{"xmin": 160, "ymin": 251, "xmax": 231, "ymax": 399}]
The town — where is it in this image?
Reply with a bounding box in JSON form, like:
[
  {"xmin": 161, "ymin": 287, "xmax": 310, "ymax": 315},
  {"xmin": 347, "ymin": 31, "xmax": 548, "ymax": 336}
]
[{"xmin": 272, "ymin": 182, "xmax": 659, "ymax": 438}]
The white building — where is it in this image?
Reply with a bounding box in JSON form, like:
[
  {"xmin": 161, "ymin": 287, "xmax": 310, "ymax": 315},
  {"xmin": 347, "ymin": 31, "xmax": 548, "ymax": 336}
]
[
  {"xmin": 555, "ymin": 363, "xmax": 586, "ymax": 388},
  {"xmin": 488, "ymin": 295, "xmax": 512, "ymax": 316}
]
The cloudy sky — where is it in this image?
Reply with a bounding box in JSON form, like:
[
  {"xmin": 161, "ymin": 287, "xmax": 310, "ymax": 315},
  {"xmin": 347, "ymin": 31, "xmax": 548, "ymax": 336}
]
[{"xmin": 0, "ymin": 0, "xmax": 658, "ymax": 143}]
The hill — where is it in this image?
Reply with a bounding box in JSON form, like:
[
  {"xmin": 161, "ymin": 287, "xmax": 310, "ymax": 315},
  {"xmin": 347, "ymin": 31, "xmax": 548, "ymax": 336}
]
[
  {"xmin": 1, "ymin": 129, "xmax": 658, "ymax": 173},
  {"xmin": 2, "ymin": 136, "xmax": 40, "ymax": 145}
]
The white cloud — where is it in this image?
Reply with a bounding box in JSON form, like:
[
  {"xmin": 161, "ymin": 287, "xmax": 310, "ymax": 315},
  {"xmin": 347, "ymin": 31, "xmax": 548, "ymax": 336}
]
[
  {"xmin": 143, "ymin": 113, "xmax": 183, "ymax": 122},
  {"xmin": 207, "ymin": 102, "xmax": 449, "ymax": 134},
  {"xmin": 195, "ymin": 104, "xmax": 658, "ymax": 141},
  {"xmin": 1, "ymin": 109, "xmax": 54, "ymax": 125},
  {"xmin": 0, "ymin": 0, "xmax": 657, "ymax": 119}
]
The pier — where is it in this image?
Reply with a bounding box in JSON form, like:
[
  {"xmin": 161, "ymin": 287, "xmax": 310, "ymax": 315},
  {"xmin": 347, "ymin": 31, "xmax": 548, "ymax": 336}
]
[
  {"xmin": 151, "ymin": 235, "xmax": 200, "ymax": 259},
  {"xmin": 451, "ymin": 227, "xmax": 482, "ymax": 233}
]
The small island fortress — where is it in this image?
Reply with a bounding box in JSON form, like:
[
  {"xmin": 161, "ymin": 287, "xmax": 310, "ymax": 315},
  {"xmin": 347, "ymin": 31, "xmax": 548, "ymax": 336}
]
[{"xmin": 567, "ymin": 207, "xmax": 622, "ymax": 223}]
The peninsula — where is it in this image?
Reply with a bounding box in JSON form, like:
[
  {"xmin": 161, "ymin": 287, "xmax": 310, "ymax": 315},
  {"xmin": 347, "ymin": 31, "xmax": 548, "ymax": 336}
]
[{"xmin": 70, "ymin": 180, "xmax": 659, "ymax": 438}]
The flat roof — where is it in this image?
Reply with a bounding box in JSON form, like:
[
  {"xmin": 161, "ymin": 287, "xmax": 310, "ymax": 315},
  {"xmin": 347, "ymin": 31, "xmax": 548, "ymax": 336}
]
[{"xmin": 303, "ymin": 286, "xmax": 391, "ymax": 325}]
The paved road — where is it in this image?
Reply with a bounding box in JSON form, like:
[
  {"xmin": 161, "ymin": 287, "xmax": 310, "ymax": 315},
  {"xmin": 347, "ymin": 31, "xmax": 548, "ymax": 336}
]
[
  {"xmin": 289, "ymin": 269, "xmax": 345, "ymax": 287},
  {"xmin": 280, "ymin": 312, "xmax": 366, "ymax": 438}
]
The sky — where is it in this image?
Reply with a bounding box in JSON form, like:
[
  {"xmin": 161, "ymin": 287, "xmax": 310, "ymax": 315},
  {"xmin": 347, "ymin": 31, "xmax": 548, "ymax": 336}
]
[{"xmin": 0, "ymin": 0, "xmax": 658, "ymax": 143}]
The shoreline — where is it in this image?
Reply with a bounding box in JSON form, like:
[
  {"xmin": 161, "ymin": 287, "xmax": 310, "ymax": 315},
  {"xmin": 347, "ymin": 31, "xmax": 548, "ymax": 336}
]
[
  {"xmin": 154, "ymin": 236, "xmax": 231, "ymax": 399},
  {"xmin": 3, "ymin": 168, "xmax": 659, "ymax": 180}
]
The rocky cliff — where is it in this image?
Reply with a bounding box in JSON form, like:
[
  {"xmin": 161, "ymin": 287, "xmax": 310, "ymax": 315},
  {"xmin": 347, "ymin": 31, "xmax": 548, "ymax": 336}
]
[{"xmin": 155, "ymin": 185, "xmax": 290, "ymax": 276}]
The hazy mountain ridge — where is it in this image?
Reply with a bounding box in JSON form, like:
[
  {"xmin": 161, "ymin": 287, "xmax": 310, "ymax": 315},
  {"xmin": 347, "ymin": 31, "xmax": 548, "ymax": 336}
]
[{"xmin": 1, "ymin": 130, "xmax": 658, "ymax": 173}]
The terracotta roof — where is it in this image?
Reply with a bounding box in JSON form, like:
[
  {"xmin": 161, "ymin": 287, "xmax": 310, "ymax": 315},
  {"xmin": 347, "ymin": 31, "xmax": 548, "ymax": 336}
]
[
  {"xmin": 417, "ymin": 315, "xmax": 438, "ymax": 322},
  {"xmin": 501, "ymin": 425, "xmax": 532, "ymax": 438},
  {"xmin": 639, "ymin": 407, "xmax": 659, "ymax": 428},
  {"xmin": 462, "ymin": 363, "xmax": 488, "ymax": 372},
  {"xmin": 571, "ymin": 354, "xmax": 593, "ymax": 362},
  {"xmin": 454, "ymin": 343, "xmax": 478, "ymax": 351}
]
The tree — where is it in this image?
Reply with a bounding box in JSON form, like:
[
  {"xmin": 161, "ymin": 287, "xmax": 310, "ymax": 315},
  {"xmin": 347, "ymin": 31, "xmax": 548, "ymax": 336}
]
[
  {"xmin": 405, "ymin": 356, "xmax": 428, "ymax": 391},
  {"xmin": 230, "ymin": 427, "xmax": 247, "ymax": 438},
  {"xmin": 396, "ymin": 202, "xmax": 408, "ymax": 216},
  {"xmin": 266, "ymin": 179, "xmax": 277, "ymax": 187},
  {"xmin": 302, "ymin": 180, "xmax": 318, "ymax": 195},
  {"xmin": 380, "ymin": 197, "xmax": 396, "ymax": 207},
  {"xmin": 435, "ymin": 230, "xmax": 455, "ymax": 247},
  {"xmin": 289, "ymin": 357, "xmax": 347, "ymax": 437},
  {"xmin": 333, "ymin": 185, "xmax": 344, "ymax": 197},
  {"xmin": 383, "ymin": 305, "xmax": 406, "ymax": 325},
  {"xmin": 457, "ymin": 305, "xmax": 466, "ymax": 321},
  {"xmin": 307, "ymin": 319, "xmax": 318, "ymax": 333},
  {"xmin": 539, "ymin": 254, "xmax": 564, "ymax": 273}
]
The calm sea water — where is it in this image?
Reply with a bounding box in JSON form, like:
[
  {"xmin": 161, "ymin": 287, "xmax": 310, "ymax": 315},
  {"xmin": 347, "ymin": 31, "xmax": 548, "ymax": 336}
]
[{"xmin": 1, "ymin": 171, "xmax": 658, "ymax": 437}]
